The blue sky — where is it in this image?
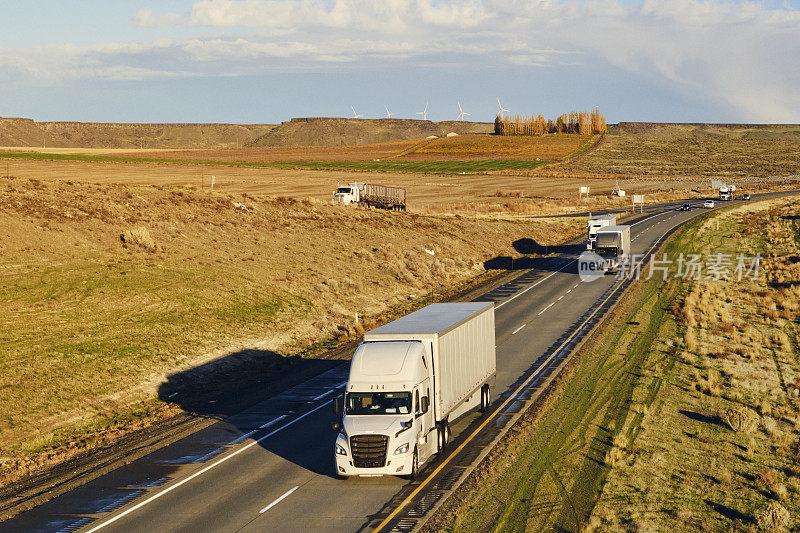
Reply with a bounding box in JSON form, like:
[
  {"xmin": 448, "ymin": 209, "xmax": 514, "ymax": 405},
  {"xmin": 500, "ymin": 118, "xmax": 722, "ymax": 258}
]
[{"xmin": 1, "ymin": 0, "xmax": 799, "ymax": 124}]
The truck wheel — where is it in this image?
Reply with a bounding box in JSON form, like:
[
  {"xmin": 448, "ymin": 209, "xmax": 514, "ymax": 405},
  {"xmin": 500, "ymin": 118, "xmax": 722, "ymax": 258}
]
[
  {"xmin": 407, "ymin": 448, "xmax": 419, "ymax": 480},
  {"xmin": 480, "ymin": 386, "xmax": 491, "ymax": 412},
  {"xmin": 437, "ymin": 425, "xmax": 446, "ymax": 454},
  {"xmin": 443, "ymin": 422, "xmax": 450, "ymax": 446}
]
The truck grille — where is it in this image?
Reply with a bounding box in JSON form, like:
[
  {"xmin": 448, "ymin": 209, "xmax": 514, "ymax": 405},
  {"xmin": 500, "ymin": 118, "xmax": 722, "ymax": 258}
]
[{"xmin": 350, "ymin": 434, "xmax": 388, "ymax": 468}]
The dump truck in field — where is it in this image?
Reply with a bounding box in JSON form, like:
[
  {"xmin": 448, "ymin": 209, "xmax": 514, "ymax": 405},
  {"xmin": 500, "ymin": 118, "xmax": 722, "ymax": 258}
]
[{"xmin": 332, "ymin": 182, "xmax": 406, "ymax": 210}]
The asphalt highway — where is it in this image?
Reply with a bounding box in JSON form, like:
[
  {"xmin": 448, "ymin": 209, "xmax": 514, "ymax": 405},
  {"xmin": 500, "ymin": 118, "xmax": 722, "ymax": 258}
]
[{"xmin": 0, "ymin": 196, "xmax": 776, "ymax": 533}]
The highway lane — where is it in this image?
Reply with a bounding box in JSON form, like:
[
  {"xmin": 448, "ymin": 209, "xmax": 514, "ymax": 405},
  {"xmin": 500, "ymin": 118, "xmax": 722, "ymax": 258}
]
[{"xmin": 0, "ymin": 197, "xmax": 762, "ymax": 533}]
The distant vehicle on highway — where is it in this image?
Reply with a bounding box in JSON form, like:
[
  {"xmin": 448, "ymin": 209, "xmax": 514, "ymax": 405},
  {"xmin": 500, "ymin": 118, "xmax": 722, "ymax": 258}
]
[
  {"xmin": 333, "ymin": 302, "xmax": 496, "ymax": 479},
  {"xmin": 742, "ymin": 193, "xmax": 751, "ymax": 200},
  {"xmin": 719, "ymin": 184, "xmax": 736, "ymax": 201},
  {"xmin": 704, "ymin": 200, "xmax": 715, "ymax": 208},
  {"xmin": 586, "ymin": 214, "xmax": 617, "ymax": 250},
  {"xmin": 332, "ymin": 181, "xmax": 406, "ymax": 210},
  {"xmin": 680, "ymin": 203, "xmax": 691, "ymax": 211},
  {"xmin": 595, "ymin": 225, "xmax": 631, "ymax": 273}
]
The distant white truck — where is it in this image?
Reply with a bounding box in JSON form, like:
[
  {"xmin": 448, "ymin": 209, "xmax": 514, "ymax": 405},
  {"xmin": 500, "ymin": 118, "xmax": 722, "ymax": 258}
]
[
  {"xmin": 333, "ymin": 302, "xmax": 496, "ymax": 478},
  {"xmin": 595, "ymin": 225, "xmax": 631, "ymax": 273},
  {"xmin": 719, "ymin": 184, "xmax": 736, "ymax": 201},
  {"xmin": 332, "ymin": 181, "xmax": 407, "ymax": 210},
  {"xmin": 587, "ymin": 215, "xmax": 617, "ymax": 250}
]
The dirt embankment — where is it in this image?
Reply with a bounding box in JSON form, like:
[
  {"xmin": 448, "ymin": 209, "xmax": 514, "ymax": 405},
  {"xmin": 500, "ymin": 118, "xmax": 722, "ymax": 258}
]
[
  {"xmin": 0, "ymin": 176, "xmax": 581, "ymax": 484},
  {"xmin": 0, "ymin": 117, "xmax": 277, "ymax": 149},
  {"xmin": 0, "ymin": 115, "xmax": 492, "ymax": 150},
  {"xmin": 246, "ymin": 117, "xmax": 492, "ymax": 147}
]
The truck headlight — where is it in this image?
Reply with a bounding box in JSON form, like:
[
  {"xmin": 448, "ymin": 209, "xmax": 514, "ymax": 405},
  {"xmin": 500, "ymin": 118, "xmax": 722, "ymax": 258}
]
[
  {"xmin": 394, "ymin": 443, "xmax": 410, "ymax": 455},
  {"xmin": 336, "ymin": 443, "xmax": 348, "ymax": 456}
]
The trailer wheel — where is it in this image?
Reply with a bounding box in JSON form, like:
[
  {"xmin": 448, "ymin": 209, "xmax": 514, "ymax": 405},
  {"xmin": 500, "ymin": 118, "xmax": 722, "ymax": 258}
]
[{"xmin": 480, "ymin": 385, "xmax": 491, "ymax": 412}]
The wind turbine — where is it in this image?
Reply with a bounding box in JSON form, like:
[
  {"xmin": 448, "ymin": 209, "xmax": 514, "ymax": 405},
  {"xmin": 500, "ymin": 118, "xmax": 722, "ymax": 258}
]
[
  {"xmin": 384, "ymin": 105, "xmax": 394, "ymax": 119},
  {"xmin": 416, "ymin": 102, "xmax": 429, "ymax": 121},
  {"xmin": 351, "ymin": 106, "xmax": 362, "ymax": 119},
  {"xmin": 497, "ymin": 98, "xmax": 508, "ymax": 118},
  {"xmin": 457, "ymin": 102, "xmax": 470, "ymax": 121}
]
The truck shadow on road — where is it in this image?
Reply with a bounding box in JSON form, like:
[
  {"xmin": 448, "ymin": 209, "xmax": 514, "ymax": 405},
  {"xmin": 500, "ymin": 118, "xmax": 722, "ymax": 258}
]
[
  {"xmin": 158, "ymin": 347, "xmax": 345, "ymax": 478},
  {"xmin": 482, "ymin": 239, "xmax": 584, "ymax": 272}
]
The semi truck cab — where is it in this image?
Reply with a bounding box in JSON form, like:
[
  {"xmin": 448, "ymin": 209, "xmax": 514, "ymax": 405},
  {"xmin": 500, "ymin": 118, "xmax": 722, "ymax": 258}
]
[
  {"xmin": 334, "ymin": 341, "xmax": 437, "ymax": 478},
  {"xmin": 332, "ymin": 182, "xmax": 361, "ymax": 205}
]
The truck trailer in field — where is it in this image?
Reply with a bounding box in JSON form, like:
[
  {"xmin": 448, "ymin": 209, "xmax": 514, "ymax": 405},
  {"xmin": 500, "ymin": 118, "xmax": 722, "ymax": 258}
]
[
  {"xmin": 332, "ymin": 181, "xmax": 406, "ymax": 210},
  {"xmin": 333, "ymin": 302, "xmax": 496, "ymax": 478},
  {"xmin": 595, "ymin": 225, "xmax": 631, "ymax": 273},
  {"xmin": 587, "ymin": 214, "xmax": 617, "ymax": 250}
]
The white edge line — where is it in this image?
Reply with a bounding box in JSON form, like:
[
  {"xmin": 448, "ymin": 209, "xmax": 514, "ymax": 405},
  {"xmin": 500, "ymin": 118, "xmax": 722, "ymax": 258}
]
[
  {"xmin": 511, "ymin": 324, "xmax": 526, "ymax": 335},
  {"xmin": 84, "ymin": 399, "xmax": 334, "ymax": 533},
  {"xmin": 259, "ymin": 486, "xmax": 299, "ymax": 514},
  {"xmin": 259, "ymin": 414, "xmax": 288, "ymax": 429},
  {"xmin": 537, "ymin": 302, "xmax": 555, "ymax": 316},
  {"xmin": 226, "ymin": 429, "xmax": 258, "ymax": 446},
  {"xmin": 496, "ymin": 258, "xmax": 576, "ymax": 310},
  {"xmin": 312, "ymin": 389, "xmax": 336, "ymax": 401}
]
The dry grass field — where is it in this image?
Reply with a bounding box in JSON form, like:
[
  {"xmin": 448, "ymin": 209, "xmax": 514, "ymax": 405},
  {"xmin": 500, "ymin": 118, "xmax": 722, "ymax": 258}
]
[
  {"xmin": 588, "ymin": 197, "xmax": 800, "ymax": 531},
  {"xmin": 0, "ymin": 176, "xmax": 582, "ymax": 483},
  {"xmin": 539, "ymin": 123, "xmax": 800, "ymax": 178}
]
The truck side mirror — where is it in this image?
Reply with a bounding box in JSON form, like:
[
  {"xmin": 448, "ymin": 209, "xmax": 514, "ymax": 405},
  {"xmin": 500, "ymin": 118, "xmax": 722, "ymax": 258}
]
[
  {"xmin": 420, "ymin": 396, "xmax": 429, "ymax": 414},
  {"xmin": 331, "ymin": 421, "xmax": 341, "ymax": 432},
  {"xmin": 333, "ymin": 395, "xmax": 342, "ymax": 416}
]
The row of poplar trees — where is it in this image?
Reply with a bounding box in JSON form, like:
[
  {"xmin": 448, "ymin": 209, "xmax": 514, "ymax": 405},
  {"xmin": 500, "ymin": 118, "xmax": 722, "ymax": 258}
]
[{"xmin": 494, "ymin": 109, "xmax": 607, "ymax": 136}]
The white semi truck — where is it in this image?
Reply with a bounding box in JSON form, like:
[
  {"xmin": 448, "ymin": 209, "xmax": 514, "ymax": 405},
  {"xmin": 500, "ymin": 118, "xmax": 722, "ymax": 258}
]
[
  {"xmin": 595, "ymin": 225, "xmax": 631, "ymax": 273},
  {"xmin": 587, "ymin": 214, "xmax": 617, "ymax": 250},
  {"xmin": 333, "ymin": 302, "xmax": 496, "ymax": 478},
  {"xmin": 332, "ymin": 181, "xmax": 407, "ymax": 210},
  {"xmin": 719, "ymin": 184, "xmax": 736, "ymax": 201}
]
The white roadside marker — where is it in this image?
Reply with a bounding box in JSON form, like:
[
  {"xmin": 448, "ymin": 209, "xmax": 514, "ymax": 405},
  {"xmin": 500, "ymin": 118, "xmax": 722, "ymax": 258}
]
[
  {"xmin": 511, "ymin": 324, "xmax": 526, "ymax": 335},
  {"xmin": 259, "ymin": 486, "xmax": 299, "ymax": 514}
]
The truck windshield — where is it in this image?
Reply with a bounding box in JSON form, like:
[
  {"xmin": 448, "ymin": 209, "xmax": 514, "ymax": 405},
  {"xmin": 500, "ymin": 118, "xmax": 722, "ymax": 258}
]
[
  {"xmin": 336, "ymin": 187, "xmax": 352, "ymax": 194},
  {"xmin": 346, "ymin": 392, "xmax": 412, "ymax": 415},
  {"xmin": 596, "ymin": 246, "xmax": 619, "ymax": 259}
]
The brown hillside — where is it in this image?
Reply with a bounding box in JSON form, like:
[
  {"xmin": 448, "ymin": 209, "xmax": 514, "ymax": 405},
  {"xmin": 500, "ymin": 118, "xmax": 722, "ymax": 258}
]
[
  {"xmin": 39, "ymin": 122, "xmax": 278, "ymax": 149},
  {"xmin": 246, "ymin": 117, "xmax": 493, "ymax": 147}
]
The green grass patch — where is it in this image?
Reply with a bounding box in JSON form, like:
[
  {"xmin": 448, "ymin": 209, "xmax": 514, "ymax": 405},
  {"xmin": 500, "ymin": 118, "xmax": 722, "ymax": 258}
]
[{"xmin": 0, "ymin": 150, "xmax": 548, "ymax": 174}]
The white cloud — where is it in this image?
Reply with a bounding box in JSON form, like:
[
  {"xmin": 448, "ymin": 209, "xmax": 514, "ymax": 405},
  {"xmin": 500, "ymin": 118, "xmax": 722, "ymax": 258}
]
[
  {"xmin": 131, "ymin": 9, "xmax": 184, "ymax": 27},
  {"xmin": 3, "ymin": 0, "xmax": 800, "ymax": 121}
]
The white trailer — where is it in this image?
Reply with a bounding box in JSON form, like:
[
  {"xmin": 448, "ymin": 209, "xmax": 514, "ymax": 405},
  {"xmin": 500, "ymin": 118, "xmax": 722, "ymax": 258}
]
[
  {"xmin": 595, "ymin": 225, "xmax": 631, "ymax": 272},
  {"xmin": 333, "ymin": 302, "xmax": 496, "ymax": 478},
  {"xmin": 587, "ymin": 214, "xmax": 617, "ymax": 250}
]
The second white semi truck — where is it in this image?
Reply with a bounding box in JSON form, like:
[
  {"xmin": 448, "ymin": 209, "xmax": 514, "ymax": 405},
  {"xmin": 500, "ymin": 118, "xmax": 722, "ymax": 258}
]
[
  {"xmin": 587, "ymin": 214, "xmax": 617, "ymax": 250},
  {"xmin": 595, "ymin": 225, "xmax": 631, "ymax": 273},
  {"xmin": 719, "ymin": 184, "xmax": 736, "ymax": 201},
  {"xmin": 333, "ymin": 302, "xmax": 496, "ymax": 478}
]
